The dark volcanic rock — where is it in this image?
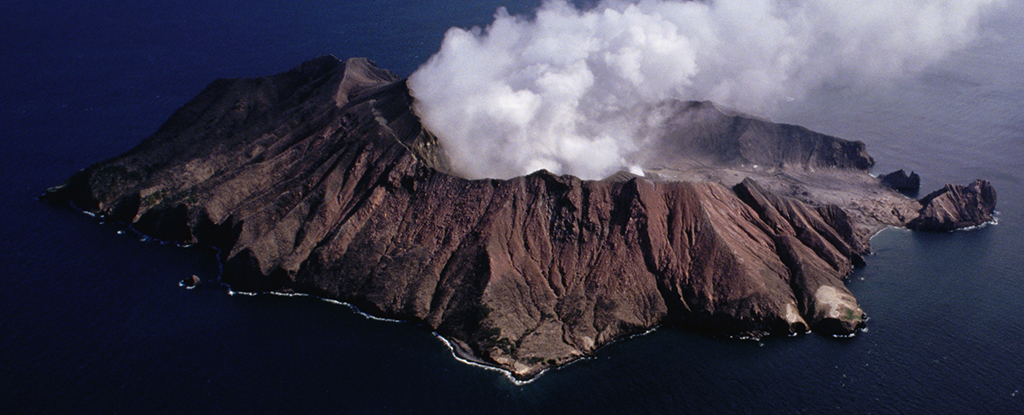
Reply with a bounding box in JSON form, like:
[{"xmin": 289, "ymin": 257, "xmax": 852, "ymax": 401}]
[
  {"xmin": 648, "ymin": 100, "xmax": 875, "ymax": 170},
  {"xmin": 181, "ymin": 275, "xmax": 201, "ymax": 288},
  {"xmin": 43, "ymin": 56, "xmax": 992, "ymax": 379},
  {"xmin": 907, "ymin": 180, "xmax": 997, "ymax": 231},
  {"xmin": 879, "ymin": 169, "xmax": 921, "ymax": 194}
]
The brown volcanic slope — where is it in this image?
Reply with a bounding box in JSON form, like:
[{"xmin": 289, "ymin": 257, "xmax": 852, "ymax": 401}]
[{"xmin": 44, "ymin": 57, "xmax": 996, "ymax": 379}]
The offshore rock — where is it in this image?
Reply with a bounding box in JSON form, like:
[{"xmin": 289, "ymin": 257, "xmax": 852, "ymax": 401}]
[
  {"xmin": 181, "ymin": 275, "xmax": 201, "ymax": 289},
  {"xmin": 879, "ymin": 169, "xmax": 921, "ymax": 194},
  {"xmin": 907, "ymin": 180, "xmax": 997, "ymax": 231},
  {"xmin": 43, "ymin": 56, "xmax": 991, "ymax": 379}
]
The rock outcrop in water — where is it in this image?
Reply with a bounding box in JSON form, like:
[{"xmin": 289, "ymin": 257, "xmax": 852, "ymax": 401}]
[
  {"xmin": 880, "ymin": 169, "xmax": 921, "ymax": 194},
  {"xmin": 43, "ymin": 56, "xmax": 996, "ymax": 379},
  {"xmin": 907, "ymin": 180, "xmax": 997, "ymax": 231}
]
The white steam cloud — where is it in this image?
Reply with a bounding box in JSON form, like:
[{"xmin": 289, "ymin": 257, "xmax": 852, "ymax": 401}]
[{"xmin": 408, "ymin": 0, "xmax": 1004, "ymax": 180}]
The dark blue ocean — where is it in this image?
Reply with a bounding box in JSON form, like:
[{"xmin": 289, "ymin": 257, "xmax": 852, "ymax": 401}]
[{"xmin": 2, "ymin": 1, "xmax": 1023, "ymax": 413}]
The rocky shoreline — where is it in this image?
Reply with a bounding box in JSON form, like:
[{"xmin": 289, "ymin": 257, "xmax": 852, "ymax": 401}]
[{"xmin": 43, "ymin": 57, "xmax": 996, "ymax": 379}]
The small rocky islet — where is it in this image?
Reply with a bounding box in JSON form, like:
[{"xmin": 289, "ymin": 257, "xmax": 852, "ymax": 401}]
[{"xmin": 43, "ymin": 57, "xmax": 996, "ymax": 379}]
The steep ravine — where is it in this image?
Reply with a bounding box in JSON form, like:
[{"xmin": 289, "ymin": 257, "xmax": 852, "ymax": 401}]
[{"xmin": 43, "ymin": 57, "xmax": 996, "ymax": 379}]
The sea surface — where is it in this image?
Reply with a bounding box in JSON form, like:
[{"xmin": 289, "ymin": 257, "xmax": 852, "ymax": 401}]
[{"xmin": 2, "ymin": 1, "xmax": 1023, "ymax": 414}]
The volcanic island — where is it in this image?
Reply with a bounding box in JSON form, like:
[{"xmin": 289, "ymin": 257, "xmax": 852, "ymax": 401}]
[{"xmin": 44, "ymin": 57, "xmax": 996, "ymax": 380}]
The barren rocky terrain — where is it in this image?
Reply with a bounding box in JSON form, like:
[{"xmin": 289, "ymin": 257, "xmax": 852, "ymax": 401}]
[{"xmin": 44, "ymin": 57, "xmax": 995, "ymax": 379}]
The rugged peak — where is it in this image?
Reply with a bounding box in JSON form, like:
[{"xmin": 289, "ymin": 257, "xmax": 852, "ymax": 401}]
[
  {"xmin": 676, "ymin": 99, "xmax": 754, "ymax": 119},
  {"xmin": 334, "ymin": 57, "xmax": 401, "ymax": 106},
  {"xmin": 601, "ymin": 170, "xmax": 642, "ymax": 183},
  {"xmin": 290, "ymin": 55, "xmax": 344, "ymax": 75}
]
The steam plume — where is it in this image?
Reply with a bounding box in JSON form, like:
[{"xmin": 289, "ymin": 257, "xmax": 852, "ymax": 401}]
[{"xmin": 408, "ymin": 0, "xmax": 1004, "ymax": 179}]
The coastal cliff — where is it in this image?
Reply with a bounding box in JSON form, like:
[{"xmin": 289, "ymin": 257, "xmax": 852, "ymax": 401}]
[{"xmin": 43, "ymin": 57, "xmax": 996, "ymax": 379}]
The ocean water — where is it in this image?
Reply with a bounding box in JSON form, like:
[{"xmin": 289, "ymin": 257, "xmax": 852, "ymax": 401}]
[{"xmin": 2, "ymin": 1, "xmax": 1022, "ymax": 414}]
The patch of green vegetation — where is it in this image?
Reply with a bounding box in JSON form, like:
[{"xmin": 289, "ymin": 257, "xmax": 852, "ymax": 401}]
[
  {"xmin": 479, "ymin": 327, "xmax": 501, "ymax": 344},
  {"xmin": 494, "ymin": 337, "xmax": 516, "ymax": 355},
  {"xmin": 478, "ymin": 326, "xmax": 519, "ymax": 355},
  {"xmin": 139, "ymin": 187, "xmax": 201, "ymax": 208},
  {"xmin": 141, "ymin": 189, "xmax": 170, "ymax": 207},
  {"xmin": 181, "ymin": 188, "xmax": 201, "ymax": 205},
  {"xmin": 842, "ymin": 308, "xmax": 859, "ymax": 322},
  {"xmin": 522, "ymin": 357, "xmax": 559, "ymax": 366}
]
